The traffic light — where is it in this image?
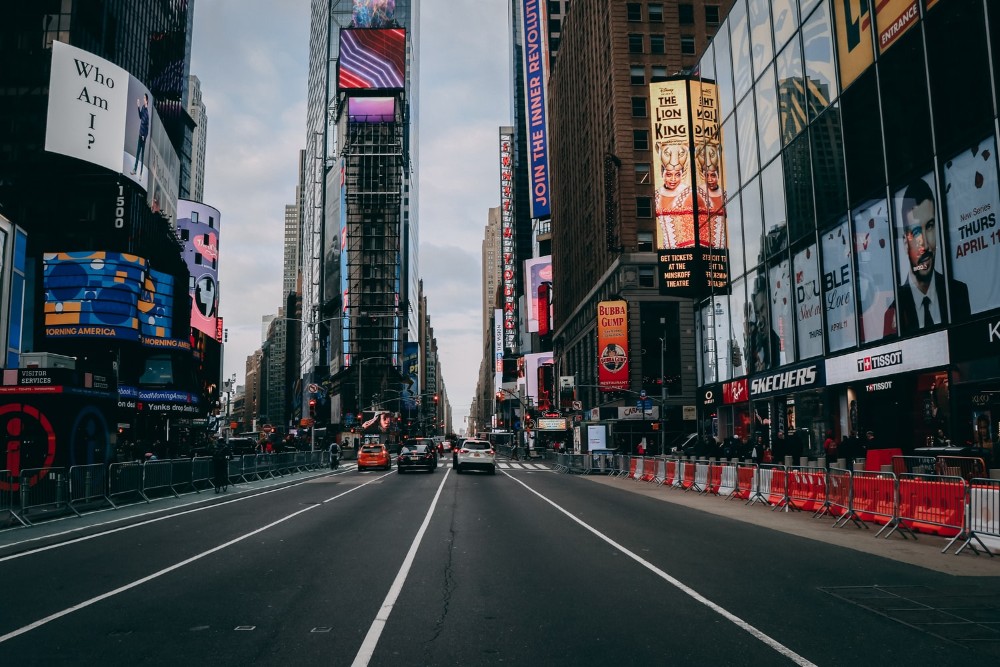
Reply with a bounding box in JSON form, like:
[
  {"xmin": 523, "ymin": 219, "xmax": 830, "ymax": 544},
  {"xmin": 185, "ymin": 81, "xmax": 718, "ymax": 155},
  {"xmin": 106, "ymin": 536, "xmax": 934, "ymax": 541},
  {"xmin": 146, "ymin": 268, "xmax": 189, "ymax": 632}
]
[
  {"xmin": 433, "ymin": 394, "xmax": 439, "ymax": 404},
  {"xmin": 308, "ymin": 398, "xmax": 317, "ymax": 418}
]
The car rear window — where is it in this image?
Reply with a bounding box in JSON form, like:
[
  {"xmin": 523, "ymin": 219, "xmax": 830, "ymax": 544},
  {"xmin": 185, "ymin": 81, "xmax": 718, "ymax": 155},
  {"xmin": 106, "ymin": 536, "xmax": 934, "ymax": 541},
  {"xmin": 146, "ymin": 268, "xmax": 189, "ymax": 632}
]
[
  {"xmin": 464, "ymin": 441, "xmax": 490, "ymax": 450},
  {"xmin": 361, "ymin": 446, "xmax": 383, "ymax": 454},
  {"xmin": 401, "ymin": 444, "xmax": 428, "ymax": 453}
]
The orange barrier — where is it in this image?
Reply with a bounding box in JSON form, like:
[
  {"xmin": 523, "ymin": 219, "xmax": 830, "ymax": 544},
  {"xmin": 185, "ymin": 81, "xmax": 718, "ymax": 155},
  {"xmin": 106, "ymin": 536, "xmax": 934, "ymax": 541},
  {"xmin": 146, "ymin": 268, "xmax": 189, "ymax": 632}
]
[
  {"xmin": 727, "ymin": 464, "xmax": 754, "ymax": 500},
  {"xmin": 704, "ymin": 464, "xmax": 723, "ymax": 496},
  {"xmin": 664, "ymin": 460, "xmax": 678, "ymax": 487},
  {"xmin": 819, "ymin": 469, "xmax": 851, "ymax": 519},
  {"xmin": 763, "ymin": 466, "xmax": 789, "ymax": 509},
  {"xmin": 864, "ymin": 448, "xmax": 903, "ymax": 472},
  {"xmin": 681, "ymin": 460, "xmax": 696, "ymax": 490},
  {"xmin": 627, "ymin": 457, "xmax": 639, "ymax": 480},
  {"xmin": 850, "ymin": 472, "xmax": 896, "ymax": 527},
  {"xmin": 640, "ymin": 457, "xmax": 657, "ymax": 482},
  {"xmin": 787, "ymin": 467, "xmax": 826, "ymax": 513},
  {"xmin": 898, "ymin": 474, "xmax": 966, "ymax": 540}
]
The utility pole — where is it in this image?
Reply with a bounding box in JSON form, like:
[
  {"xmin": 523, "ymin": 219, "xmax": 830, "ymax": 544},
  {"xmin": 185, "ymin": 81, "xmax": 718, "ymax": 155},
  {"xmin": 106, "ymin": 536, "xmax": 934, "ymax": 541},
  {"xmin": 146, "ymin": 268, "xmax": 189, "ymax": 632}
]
[{"xmin": 660, "ymin": 337, "xmax": 667, "ymax": 456}]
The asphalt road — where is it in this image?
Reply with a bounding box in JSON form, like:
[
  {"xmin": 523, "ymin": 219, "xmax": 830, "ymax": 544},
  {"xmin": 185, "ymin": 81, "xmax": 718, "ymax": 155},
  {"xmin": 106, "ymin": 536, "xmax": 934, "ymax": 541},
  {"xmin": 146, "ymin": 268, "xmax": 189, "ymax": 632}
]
[{"xmin": 1, "ymin": 459, "xmax": 998, "ymax": 666}]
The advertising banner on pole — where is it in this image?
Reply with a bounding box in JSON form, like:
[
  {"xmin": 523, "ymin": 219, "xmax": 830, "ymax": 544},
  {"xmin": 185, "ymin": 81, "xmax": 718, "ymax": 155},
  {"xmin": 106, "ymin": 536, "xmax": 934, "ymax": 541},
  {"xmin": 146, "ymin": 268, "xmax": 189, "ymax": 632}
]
[{"xmin": 597, "ymin": 300, "xmax": 629, "ymax": 390}]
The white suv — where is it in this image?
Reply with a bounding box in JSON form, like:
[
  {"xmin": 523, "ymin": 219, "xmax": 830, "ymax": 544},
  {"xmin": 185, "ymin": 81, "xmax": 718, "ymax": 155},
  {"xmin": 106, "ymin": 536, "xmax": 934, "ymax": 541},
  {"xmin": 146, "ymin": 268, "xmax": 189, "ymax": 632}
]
[{"xmin": 455, "ymin": 439, "xmax": 496, "ymax": 474}]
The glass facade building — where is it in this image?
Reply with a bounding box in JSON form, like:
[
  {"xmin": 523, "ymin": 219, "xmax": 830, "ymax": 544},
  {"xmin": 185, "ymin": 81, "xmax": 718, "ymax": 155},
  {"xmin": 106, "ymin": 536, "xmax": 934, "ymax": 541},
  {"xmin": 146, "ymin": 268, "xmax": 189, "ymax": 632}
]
[{"xmin": 693, "ymin": 0, "xmax": 1000, "ymax": 460}]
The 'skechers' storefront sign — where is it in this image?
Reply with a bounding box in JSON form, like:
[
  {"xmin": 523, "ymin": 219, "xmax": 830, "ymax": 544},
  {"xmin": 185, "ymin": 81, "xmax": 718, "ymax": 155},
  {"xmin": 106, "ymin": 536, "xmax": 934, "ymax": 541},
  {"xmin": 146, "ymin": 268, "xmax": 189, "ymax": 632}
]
[
  {"xmin": 826, "ymin": 331, "xmax": 950, "ymax": 385},
  {"xmin": 749, "ymin": 361, "xmax": 825, "ymax": 399}
]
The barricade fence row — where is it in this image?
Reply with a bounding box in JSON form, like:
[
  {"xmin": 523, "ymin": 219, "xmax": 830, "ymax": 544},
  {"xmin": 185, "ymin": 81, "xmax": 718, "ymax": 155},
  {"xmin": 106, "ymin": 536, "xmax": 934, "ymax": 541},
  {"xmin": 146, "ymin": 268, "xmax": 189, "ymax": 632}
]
[
  {"xmin": 553, "ymin": 454, "xmax": 999, "ymax": 556},
  {"xmin": 1, "ymin": 451, "xmax": 328, "ymax": 530}
]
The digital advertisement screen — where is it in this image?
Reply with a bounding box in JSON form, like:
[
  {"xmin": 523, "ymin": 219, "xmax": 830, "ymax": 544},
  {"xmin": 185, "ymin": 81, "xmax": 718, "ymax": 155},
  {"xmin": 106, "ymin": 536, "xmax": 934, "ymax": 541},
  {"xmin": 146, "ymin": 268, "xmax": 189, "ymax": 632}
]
[
  {"xmin": 351, "ymin": 0, "xmax": 396, "ymax": 28},
  {"xmin": 43, "ymin": 251, "xmax": 147, "ymax": 341},
  {"xmin": 177, "ymin": 200, "xmax": 221, "ymax": 338},
  {"xmin": 338, "ymin": 28, "xmax": 406, "ymax": 90},
  {"xmin": 138, "ymin": 268, "xmax": 175, "ymax": 339},
  {"xmin": 45, "ymin": 41, "xmax": 159, "ymax": 194},
  {"xmin": 347, "ymin": 96, "xmax": 396, "ymax": 122}
]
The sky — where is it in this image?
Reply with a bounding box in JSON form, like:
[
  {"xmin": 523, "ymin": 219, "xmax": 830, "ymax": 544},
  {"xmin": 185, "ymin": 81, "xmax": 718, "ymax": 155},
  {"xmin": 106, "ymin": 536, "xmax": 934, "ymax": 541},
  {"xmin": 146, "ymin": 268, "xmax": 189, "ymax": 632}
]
[{"xmin": 190, "ymin": 1, "xmax": 512, "ymax": 431}]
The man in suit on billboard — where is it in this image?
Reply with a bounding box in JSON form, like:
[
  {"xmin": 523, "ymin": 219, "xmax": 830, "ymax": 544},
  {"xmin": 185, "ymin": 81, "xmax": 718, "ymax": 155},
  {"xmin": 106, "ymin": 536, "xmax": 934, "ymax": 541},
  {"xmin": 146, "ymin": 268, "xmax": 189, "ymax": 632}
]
[{"xmin": 883, "ymin": 178, "xmax": 971, "ymax": 336}]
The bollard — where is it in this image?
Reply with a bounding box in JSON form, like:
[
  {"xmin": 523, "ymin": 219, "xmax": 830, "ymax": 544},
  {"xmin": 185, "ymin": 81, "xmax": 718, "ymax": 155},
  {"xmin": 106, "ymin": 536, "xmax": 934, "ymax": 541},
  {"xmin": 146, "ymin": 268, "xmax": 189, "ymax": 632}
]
[
  {"xmin": 817, "ymin": 456, "xmax": 826, "ymax": 469},
  {"xmin": 880, "ymin": 464, "xmax": 892, "ymax": 473},
  {"xmin": 989, "ymin": 468, "xmax": 1000, "ymax": 480},
  {"xmin": 799, "ymin": 456, "xmax": 809, "ymax": 468},
  {"xmin": 836, "ymin": 458, "xmax": 846, "ymax": 469},
  {"xmin": 784, "ymin": 455, "xmax": 794, "ymax": 468}
]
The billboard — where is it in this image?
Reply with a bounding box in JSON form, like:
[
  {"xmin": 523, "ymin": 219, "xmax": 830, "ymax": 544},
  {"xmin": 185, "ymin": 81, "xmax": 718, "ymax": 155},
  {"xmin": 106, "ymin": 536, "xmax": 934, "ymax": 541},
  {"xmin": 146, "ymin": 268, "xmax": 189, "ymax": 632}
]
[
  {"xmin": 832, "ymin": 0, "xmax": 875, "ymax": 90},
  {"xmin": 494, "ymin": 308, "xmax": 504, "ymax": 374},
  {"xmin": 651, "ymin": 78, "xmax": 730, "ymax": 296},
  {"xmin": 347, "ymin": 96, "xmax": 396, "ymax": 122},
  {"xmin": 524, "ymin": 255, "xmax": 551, "ymax": 333},
  {"xmin": 45, "ymin": 41, "xmax": 156, "ymax": 193},
  {"xmin": 821, "ymin": 219, "xmax": 858, "ymax": 352},
  {"xmin": 499, "ymin": 128, "xmax": 518, "ymax": 352},
  {"xmin": 793, "ymin": 244, "xmax": 823, "ymax": 359},
  {"xmin": 522, "ymin": 352, "xmax": 553, "ymax": 407},
  {"xmin": 943, "ymin": 136, "xmax": 1000, "ymax": 317},
  {"xmin": 43, "ymin": 251, "xmax": 147, "ymax": 341},
  {"xmin": 853, "ymin": 198, "xmax": 895, "ymax": 344},
  {"xmin": 338, "ymin": 28, "xmax": 406, "ymax": 90},
  {"xmin": 351, "ymin": 0, "xmax": 397, "ymax": 28},
  {"xmin": 137, "ymin": 268, "xmax": 177, "ymax": 344},
  {"xmin": 874, "ymin": 0, "xmax": 920, "ymax": 53},
  {"xmin": 597, "ymin": 300, "xmax": 629, "ymax": 391},
  {"xmin": 402, "ymin": 342, "xmax": 419, "ymax": 418},
  {"xmin": 888, "ymin": 171, "xmax": 971, "ymax": 336},
  {"xmin": 177, "ymin": 200, "xmax": 221, "ymax": 338},
  {"xmin": 520, "ymin": 0, "xmax": 552, "ymax": 219}
]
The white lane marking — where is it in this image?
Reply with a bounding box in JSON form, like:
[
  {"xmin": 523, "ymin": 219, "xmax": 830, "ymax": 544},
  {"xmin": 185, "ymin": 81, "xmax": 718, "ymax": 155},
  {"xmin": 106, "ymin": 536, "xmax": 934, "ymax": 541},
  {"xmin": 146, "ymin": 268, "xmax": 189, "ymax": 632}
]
[
  {"xmin": 0, "ymin": 468, "xmax": 356, "ymax": 559},
  {"xmin": 0, "ymin": 472, "xmax": 391, "ymax": 644},
  {"xmin": 503, "ymin": 472, "xmax": 818, "ymax": 667},
  {"xmin": 351, "ymin": 467, "xmax": 450, "ymax": 667}
]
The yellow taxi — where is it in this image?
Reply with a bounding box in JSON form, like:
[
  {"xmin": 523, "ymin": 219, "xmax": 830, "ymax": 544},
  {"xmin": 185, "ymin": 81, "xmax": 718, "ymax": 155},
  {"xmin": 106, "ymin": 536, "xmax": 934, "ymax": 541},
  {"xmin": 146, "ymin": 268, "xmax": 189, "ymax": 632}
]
[{"xmin": 357, "ymin": 443, "xmax": 391, "ymax": 471}]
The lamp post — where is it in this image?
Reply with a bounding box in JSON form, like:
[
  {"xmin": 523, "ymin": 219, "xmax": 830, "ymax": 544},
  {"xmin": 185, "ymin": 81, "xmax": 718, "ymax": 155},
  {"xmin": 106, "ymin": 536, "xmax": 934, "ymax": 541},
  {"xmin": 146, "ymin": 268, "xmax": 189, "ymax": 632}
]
[{"xmin": 660, "ymin": 336, "xmax": 667, "ymax": 456}]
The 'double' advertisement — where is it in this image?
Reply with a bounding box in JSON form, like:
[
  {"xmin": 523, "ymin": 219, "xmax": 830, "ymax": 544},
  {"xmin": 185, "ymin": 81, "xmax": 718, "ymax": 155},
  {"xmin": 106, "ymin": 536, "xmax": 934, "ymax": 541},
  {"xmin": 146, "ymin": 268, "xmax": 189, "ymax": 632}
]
[{"xmin": 943, "ymin": 135, "xmax": 1000, "ymax": 316}]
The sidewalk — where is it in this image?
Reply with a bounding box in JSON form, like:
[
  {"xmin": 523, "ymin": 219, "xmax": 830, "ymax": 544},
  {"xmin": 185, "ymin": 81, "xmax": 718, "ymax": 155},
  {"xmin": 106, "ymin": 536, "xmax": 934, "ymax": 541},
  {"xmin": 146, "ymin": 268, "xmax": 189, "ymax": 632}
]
[
  {"xmin": 584, "ymin": 473, "xmax": 1000, "ymax": 577},
  {"xmin": 0, "ymin": 465, "xmax": 335, "ymax": 551}
]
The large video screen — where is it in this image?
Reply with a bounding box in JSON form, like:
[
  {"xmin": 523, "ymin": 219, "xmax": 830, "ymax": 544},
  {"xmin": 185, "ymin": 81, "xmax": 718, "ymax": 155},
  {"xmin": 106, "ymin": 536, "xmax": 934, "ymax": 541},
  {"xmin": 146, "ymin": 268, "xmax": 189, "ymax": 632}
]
[
  {"xmin": 338, "ymin": 28, "xmax": 406, "ymax": 90},
  {"xmin": 347, "ymin": 96, "xmax": 396, "ymax": 122},
  {"xmin": 177, "ymin": 200, "xmax": 221, "ymax": 338},
  {"xmin": 43, "ymin": 251, "xmax": 147, "ymax": 340}
]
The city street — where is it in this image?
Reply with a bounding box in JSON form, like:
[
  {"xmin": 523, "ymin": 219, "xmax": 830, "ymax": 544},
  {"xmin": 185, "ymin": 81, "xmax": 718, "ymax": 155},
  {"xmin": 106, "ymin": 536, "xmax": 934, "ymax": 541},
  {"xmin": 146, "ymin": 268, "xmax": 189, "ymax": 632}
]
[{"xmin": 1, "ymin": 461, "xmax": 999, "ymax": 666}]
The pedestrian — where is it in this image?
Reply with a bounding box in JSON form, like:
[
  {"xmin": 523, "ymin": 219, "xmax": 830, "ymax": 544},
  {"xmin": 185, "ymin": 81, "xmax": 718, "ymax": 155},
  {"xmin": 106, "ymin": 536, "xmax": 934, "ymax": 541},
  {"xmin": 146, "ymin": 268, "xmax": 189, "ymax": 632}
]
[
  {"xmin": 212, "ymin": 440, "xmax": 231, "ymax": 493},
  {"xmin": 510, "ymin": 440, "xmax": 520, "ymax": 461},
  {"xmin": 328, "ymin": 441, "xmax": 341, "ymax": 469}
]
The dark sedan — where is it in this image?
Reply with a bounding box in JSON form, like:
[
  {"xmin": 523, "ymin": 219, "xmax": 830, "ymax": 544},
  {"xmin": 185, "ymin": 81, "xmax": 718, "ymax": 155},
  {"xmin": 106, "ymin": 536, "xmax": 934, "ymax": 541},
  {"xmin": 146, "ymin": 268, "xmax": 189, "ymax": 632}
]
[{"xmin": 396, "ymin": 440, "xmax": 438, "ymax": 473}]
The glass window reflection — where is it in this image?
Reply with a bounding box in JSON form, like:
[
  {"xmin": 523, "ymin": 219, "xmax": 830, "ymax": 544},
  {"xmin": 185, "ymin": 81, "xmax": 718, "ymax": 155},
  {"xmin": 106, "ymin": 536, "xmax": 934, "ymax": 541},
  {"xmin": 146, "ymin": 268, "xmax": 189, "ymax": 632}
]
[
  {"xmin": 793, "ymin": 243, "xmax": 823, "ymax": 359},
  {"xmin": 755, "ymin": 63, "xmax": 780, "ymax": 165},
  {"xmin": 742, "ymin": 176, "xmax": 764, "ymax": 270},
  {"xmin": 771, "ymin": 0, "xmax": 799, "ymax": 51},
  {"xmin": 776, "ymin": 37, "xmax": 805, "ymax": 146},
  {"xmin": 769, "ymin": 258, "xmax": 796, "ymax": 366},
  {"xmin": 761, "ymin": 158, "xmax": 787, "ymax": 257},
  {"xmin": 783, "ymin": 132, "xmax": 815, "ymax": 242},
  {"xmin": 699, "ymin": 41, "xmax": 716, "ymax": 82},
  {"xmin": 730, "ymin": 2, "xmax": 752, "ymax": 102},
  {"xmin": 726, "ymin": 194, "xmax": 746, "ymax": 278},
  {"xmin": 748, "ymin": 0, "xmax": 773, "ymax": 81},
  {"xmin": 802, "ymin": 0, "xmax": 838, "ymax": 119},
  {"xmin": 746, "ymin": 267, "xmax": 777, "ymax": 372},
  {"xmin": 714, "ymin": 21, "xmax": 735, "ymax": 120},
  {"xmin": 810, "ymin": 104, "xmax": 847, "ymax": 225},
  {"xmin": 721, "ymin": 114, "xmax": 740, "ymax": 194},
  {"xmin": 730, "ymin": 277, "xmax": 749, "ymax": 378},
  {"xmin": 737, "ymin": 94, "xmax": 759, "ymax": 184}
]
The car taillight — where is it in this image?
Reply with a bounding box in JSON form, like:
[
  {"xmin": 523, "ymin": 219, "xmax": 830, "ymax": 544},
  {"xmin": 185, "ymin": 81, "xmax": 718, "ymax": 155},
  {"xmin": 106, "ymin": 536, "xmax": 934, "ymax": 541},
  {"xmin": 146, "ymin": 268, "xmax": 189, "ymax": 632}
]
[{"xmin": 488, "ymin": 449, "xmax": 495, "ymax": 455}]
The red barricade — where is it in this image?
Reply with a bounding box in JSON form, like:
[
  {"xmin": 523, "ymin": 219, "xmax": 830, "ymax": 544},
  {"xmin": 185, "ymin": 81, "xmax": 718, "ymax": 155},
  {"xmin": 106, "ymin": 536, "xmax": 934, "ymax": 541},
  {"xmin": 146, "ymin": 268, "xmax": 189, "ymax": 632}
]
[
  {"xmin": 640, "ymin": 458, "xmax": 657, "ymax": 482},
  {"xmin": 822, "ymin": 469, "xmax": 851, "ymax": 518},
  {"xmin": 788, "ymin": 468, "xmax": 826, "ymax": 513},
  {"xmin": 681, "ymin": 461, "xmax": 696, "ymax": 490},
  {"xmin": 664, "ymin": 460, "xmax": 677, "ymax": 486},
  {"xmin": 850, "ymin": 471, "xmax": 896, "ymax": 526},
  {"xmin": 628, "ymin": 457, "xmax": 639, "ymax": 480},
  {"xmin": 728, "ymin": 464, "xmax": 754, "ymax": 500},
  {"xmin": 705, "ymin": 464, "xmax": 722, "ymax": 495},
  {"xmin": 766, "ymin": 466, "xmax": 788, "ymax": 508},
  {"xmin": 898, "ymin": 474, "xmax": 966, "ymax": 538}
]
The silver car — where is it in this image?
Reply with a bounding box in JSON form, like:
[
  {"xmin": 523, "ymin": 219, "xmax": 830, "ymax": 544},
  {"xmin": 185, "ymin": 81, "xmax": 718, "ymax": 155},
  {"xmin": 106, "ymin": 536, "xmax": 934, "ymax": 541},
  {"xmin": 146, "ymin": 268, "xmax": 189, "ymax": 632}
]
[{"xmin": 455, "ymin": 439, "xmax": 496, "ymax": 474}]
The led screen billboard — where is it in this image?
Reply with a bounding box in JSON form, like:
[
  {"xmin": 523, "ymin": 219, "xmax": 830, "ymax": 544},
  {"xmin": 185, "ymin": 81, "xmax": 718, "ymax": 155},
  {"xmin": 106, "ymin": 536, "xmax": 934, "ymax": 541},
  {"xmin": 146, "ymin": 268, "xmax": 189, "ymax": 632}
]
[
  {"xmin": 138, "ymin": 268, "xmax": 175, "ymax": 340},
  {"xmin": 176, "ymin": 200, "xmax": 221, "ymax": 338},
  {"xmin": 524, "ymin": 256, "xmax": 551, "ymax": 333},
  {"xmin": 338, "ymin": 28, "xmax": 406, "ymax": 90},
  {"xmin": 597, "ymin": 300, "xmax": 629, "ymax": 391},
  {"xmin": 520, "ymin": 0, "xmax": 552, "ymax": 219},
  {"xmin": 351, "ymin": 0, "xmax": 396, "ymax": 28},
  {"xmin": 43, "ymin": 251, "xmax": 147, "ymax": 340},
  {"xmin": 45, "ymin": 41, "xmax": 157, "ymax": 193},
  {"xmin": 347, "ymin": 96, "xmax": 396, "ymax": 122}
]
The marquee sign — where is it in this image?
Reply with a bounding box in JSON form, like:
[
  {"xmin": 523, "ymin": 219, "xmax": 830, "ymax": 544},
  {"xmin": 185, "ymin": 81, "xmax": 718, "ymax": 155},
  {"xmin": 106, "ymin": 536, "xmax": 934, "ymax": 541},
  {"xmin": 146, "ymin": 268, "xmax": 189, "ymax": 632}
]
[{"xmin": 499, "ymin": 127, "xmax": 517, "ymax": 352}]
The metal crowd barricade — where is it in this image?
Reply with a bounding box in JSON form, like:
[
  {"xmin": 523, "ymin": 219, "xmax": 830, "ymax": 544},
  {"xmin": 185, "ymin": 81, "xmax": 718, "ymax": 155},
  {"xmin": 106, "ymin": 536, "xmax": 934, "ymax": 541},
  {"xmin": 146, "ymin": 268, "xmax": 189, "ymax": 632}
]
[
  {"xmin": 615, "ymin": 454, "xmax": 629, "ymax": 477},
  {"xmin": 68, "ymin": 463, "xmax": 115, "ymax": 510},
  {"xmin": 680, "ymin": 460, "xmax": 697, "ymax": 490},
  {"xmin": 653, "ymin": 458, "xmax": 667, "ymax": 485},
  {"xmin": 191, "ymin": 456, "xmax": 213, "ymax": 490},
  {"xmin": 815, "ymin": 468, "xmax": 849, "ymax": 519},
  {"xmin": 227, "ymin": 457, "xmax": 242, "ymax": 483},
  {"xmin": 956, "ymin": 478, "xmax": 1000, "ymax": 556},
  {"xmin": 19, "ymin": 467, "xmax": 77, "ymax": 524},
  {"xmin": 108, "ymin": 462, "xmax": 145, "ymax": 504},
  {"xmin": 169, "ymin": 458, "xmax": 195, "ymax": 494},
  {"xmin": 691, "ymin": 460, "xmax": 709, "ymax": 493},
  {"xmin": 256, "ymin": 454, "xmax": 276, "ymax": 479},
  {"xmin": 727, "ymin": 463, "xmax": 754, "ymax": 501},
  {"xmin": 141, "ymin": 460, "xmax": 178, "ymax": 501},
  {"xmin": 787, "ymin": 466, "xmax": 827, "ymax": 513},
  {"xmin": 897, "ymin": 472, "xmax": 967, "ymax": 551},
  {"xmin": 663, "ymin": 459, "xmax": 679, "ymax": 487},
  {"xmin": 746, "ymin": 465, "xmax": 771, "ymax": 507},
  {"xmin": 937, "ymin": 456, "xmax": 989, "ymax": 483},
  {"xmin": 717, "ymin": 462, "xmax": 738, "ymax": 498},
  {"xmin": 239, "ymin": 454, "xmax": 259, "ymax": 481},
  {"xmin": 757, "ymin": 464, "xmax": 790, "ymax": 511},
  {"xmin": 891, "ymin": 455, "xmax": 938, "ymax": 476},
  {"xmin": 848, "ymin": 470, "xmax": 899, "ymax": 536},
  {"xmin": 552, "ymin": 453, "xmax": 569, "ymax": 473},
  {"xmin": 1, "ymin": 469, "xmax": 27, "ymax": 526}
]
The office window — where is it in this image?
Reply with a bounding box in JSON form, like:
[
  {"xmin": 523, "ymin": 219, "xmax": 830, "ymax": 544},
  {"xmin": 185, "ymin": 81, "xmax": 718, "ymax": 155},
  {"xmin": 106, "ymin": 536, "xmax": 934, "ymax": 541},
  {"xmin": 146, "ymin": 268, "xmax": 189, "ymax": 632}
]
[
  {"xmin": 706, "ymin": 5, "xmax": 721, "ymax": 25},
  {"xmin": 649, "ymin": 3, "xmax": 663, "ymax": 22},
  {"xmin": 636, "ymin": 197, "xmax": 653, "ymax": 218},
  {"xmin": 179, "ymin": 229, "xmax": 190, "ymax": 241},
  {"xmin": 635, "ymin": 163, "xmax": 651, "ymax": 184},
  {"xmin": 639, "ymin": 266, "xmax": 655, "ymax": 286},
  {"xmin": 678, "ymin": 4, "xmax": 694, "ymax": 25},
  {"xmin": 633, "ymin": 129, "xmax": 649, "ymax": 151},
  {"xmin": 630, "ymin": 65, "xmax": 645, "ymax": 85},
  {"xmin": 637, "ymin": 232, "xmax": 654, "ymax": 251},
  {"xmin": 629, "ymin": 34, "xmax": 644, "ymax": 53},
  {"xmin": 631, "ymin": 96, "xmax": 647, "ymax": 117},
  {"xmin": 627, "ymin": 3, "xmax": 642, "ymax": 21},
  {"xmin": 191, "ymin": 211, "xmax": 199, "ymax": 223},
  {"xmin": 651, "ymin": 65, "xmax": 668, "ymax": 82},
  {"xmin": 681, "ymin": 36, "xmax": 696, "ymax": 55},
  {"xmin": 650, "ymin": 34, "xmax": 666, "ymax": 54},
  {"xmin": 550, "ymin": 18, "xmax": 561, "ymax": 32},
  {"xmin": 549, "ymin": 2, "xmax": 561, "ymax": 15}
]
